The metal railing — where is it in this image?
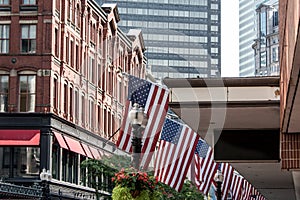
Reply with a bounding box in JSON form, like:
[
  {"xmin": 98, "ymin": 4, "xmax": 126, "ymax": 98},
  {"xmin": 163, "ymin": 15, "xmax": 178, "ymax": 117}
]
[{"xmin": 0, "ymin": 181, "xmax": 42, "ymax": 198}]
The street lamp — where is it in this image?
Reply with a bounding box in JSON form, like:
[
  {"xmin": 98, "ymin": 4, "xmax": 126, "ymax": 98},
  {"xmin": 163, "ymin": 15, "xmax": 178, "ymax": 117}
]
[
  {"xmin": 40, "ymin": 168, "xmax": 52, "ymax": 200},
  {"xmin": 128, "ymin": 103, "xmax": 148, "ymax": 170},
  {"xmin": 214, "ymin": 169, "xmax": 224, "ymax": 200}
]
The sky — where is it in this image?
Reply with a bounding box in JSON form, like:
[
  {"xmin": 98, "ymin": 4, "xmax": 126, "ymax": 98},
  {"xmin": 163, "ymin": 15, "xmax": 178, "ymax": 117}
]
[{"xmin": 221, "ymin": 0, "xmax": 239, "ymax": 77}]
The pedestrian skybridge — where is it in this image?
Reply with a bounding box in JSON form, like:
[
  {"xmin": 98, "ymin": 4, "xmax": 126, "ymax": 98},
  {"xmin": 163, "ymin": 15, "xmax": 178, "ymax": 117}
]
[{"xmin": 163, "ymin": 76, "xmax": 296, "ymax": 200}]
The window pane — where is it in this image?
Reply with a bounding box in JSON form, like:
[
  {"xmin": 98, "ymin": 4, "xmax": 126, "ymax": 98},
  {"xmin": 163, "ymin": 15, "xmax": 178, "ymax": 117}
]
[
  {"xmin": 29, "ymin": 25, "xmax": 36, "ymax": 39},
  {"xmin": 27, "ymin": 94, "xmax": 35, "ymax": 112},
  {"xmin": 0, "ymin": 75, "xmax": 8, "ymax": 112},
  {"xmin": 28, "ymin": 75, "xmax": 36, "ymax": 92},
  {"xmin": 23, "ymin": 0, "xmax": 36, "ymax": 4},
  {"xmin": 4, "ymin": 25, "xmax": 9, "ymax": 38},
  {"xmin": 0, "ymin": 0, "xmax": 9, "ymax": 4},
  {"xmin": 0, "ymin": 94, "xmax": 8, "ymax": 112},
  {"xmin": 21, "ymin": 26, "xmax": 29, "ymax": 38},
  {"xmin": 20, "ymin": 94, "xmax": 27, "ymax": 112},
  {"xmin": 30, "ymin": 39, "xmax": 36, "ymax": 52},
  {"xmin": 0, "ymin": 25, "xmax": 9, "ymax": 53},
  {"xmin": 21, "ymin": 39, "xmax": 28, "ymax": 52}
]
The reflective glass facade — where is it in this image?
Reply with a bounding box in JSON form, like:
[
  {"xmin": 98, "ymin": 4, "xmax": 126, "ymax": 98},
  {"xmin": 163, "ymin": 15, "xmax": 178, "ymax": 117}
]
[
  {"xmin": 97, "ymin": 0, "xmax": 221, "ymax": 79},
  {"xmin": 239, "ymin": 0, "xmax": 256, "ymax": 77}
]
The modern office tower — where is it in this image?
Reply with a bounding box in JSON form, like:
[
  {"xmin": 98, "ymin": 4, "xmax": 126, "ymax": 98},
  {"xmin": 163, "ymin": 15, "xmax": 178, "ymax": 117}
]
[
  {"xmin": 239, "ymin": 0, "xmax": 256, "ymax": 77},
  {"xmin": 97, "ymin": 0, "xmax": 221, "ymax": 79},
  {"xmin": 239, "ymin": 0, "xmax": 278, "ymax": 77},
  {"xmin": 253, "ymin": 2, "xmax": 279, "ymax": 76}
]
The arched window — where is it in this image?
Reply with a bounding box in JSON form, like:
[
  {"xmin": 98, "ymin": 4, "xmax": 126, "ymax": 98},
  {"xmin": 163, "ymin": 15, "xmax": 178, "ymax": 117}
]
[{"xmin": 18, "ymin": 71, "xmax": 36, "ymax": 112}]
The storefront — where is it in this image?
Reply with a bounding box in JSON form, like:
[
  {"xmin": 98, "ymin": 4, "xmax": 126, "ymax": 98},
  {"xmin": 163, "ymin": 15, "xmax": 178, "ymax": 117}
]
[{"xmin": 0, "ymin": 113, "xmax": 115, "ymax": 199}]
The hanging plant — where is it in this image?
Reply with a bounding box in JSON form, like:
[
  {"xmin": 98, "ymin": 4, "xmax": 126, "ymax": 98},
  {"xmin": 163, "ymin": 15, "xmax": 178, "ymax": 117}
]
[{"xmin": 111, "ymin": 168, "xmax": 162, "ymax": 200}]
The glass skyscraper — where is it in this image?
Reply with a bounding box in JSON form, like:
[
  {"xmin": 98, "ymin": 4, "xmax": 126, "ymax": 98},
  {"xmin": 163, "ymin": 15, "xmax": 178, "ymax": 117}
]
[
  {"xmin": 97, "ymin": 0, "xmax": 221, "ymax": 79},
  {"xmin": 239, "ymin": 0, "xmax": 256, "ymax": 77}
]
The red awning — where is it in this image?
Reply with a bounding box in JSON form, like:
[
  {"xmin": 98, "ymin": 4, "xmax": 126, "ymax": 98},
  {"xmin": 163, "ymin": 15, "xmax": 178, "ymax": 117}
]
[
  {"xmin": 89, "ymin": 146, "xmax": 102, "ymax": 160},
  {"xmin": 63, "ymin": 136, "xmax": 86, "ymax": 156},
  {"xmin": 0, "ymin": 130, "xmax": 40, "ymax": 146},
  {"xmin": 81, "ymin": 143, "xmax": 93, "ymax": 159},
  {"xmin": 53, "ymin": 132, "xmax": 68, "ymax": 150}
]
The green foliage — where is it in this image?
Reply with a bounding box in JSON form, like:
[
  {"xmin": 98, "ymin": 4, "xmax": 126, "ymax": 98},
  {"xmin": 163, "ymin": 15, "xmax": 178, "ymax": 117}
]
[
  {"xmin": 111, "ymin": 168, "xmax": 162, "ymax": 200},
  {"xmin": 111, "ymin": 186, "xmax": 132, "ymax": 200},
  {"xmin": 81, "ymin": 155, "xmax": 203, "ymax": 200},
  {"xmin": 159, "ymin": 180, "xmax": 204, "ymax": 200},
  {"xmin": 101, "ymin": 154, "xmax": 132, "ymax": 170}
]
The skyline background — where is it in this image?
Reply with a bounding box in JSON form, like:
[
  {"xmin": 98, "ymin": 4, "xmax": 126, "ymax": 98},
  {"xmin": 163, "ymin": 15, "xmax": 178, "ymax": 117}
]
[{"xmin": 221, "ymin": 0, "xmax": 239, "ymax": 77}]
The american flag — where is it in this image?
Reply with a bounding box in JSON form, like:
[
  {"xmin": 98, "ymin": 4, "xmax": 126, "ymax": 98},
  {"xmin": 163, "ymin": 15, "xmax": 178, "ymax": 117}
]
[
  {"xmin": 116, "ymin": 75, "xmax": 169, "ymax": 170},
  {"xmin": 219, "ymin": 163, "xmax": 234, "ymax": 200},
  {"xmin": 194, "ymin": 139, "xmax": 218, "ymax": 195},
  {"xmin": 241, "ymin": 179, "xmax": 253, "ymax": 200},
  {"xmin": 249, "ymin": 187, "xmax": 266, "ymax": 200},
  {"xmin": 230, "ymin": 171, "xmax": 244, "ymax": 200},
  {"xmin": 154, "ymin": 118, "xmax": 199, "ymax": 191}
]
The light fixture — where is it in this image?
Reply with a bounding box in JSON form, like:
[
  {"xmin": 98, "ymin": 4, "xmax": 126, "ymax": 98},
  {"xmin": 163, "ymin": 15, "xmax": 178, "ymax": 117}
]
[
  {"xmin": 214, "ymin": 169, "xmax": 223, "ymax": 200},
  {"xmin": 40, "ymin": 168, "xmax": 52, "ymax": 200},
  {"xmin": 128, "ymin": 103, "xmax": 144, "ymax": 127},
  {"xmin": 40, "ymin": 168, "xmax": 52, "ymax": 182},
  {"xmin": 128, "ymin": 103, "xmax": 148, "ymax": 170},
  {"xmin": 214, "ymin": 169, "xmax": 224, "ymax": 183}
]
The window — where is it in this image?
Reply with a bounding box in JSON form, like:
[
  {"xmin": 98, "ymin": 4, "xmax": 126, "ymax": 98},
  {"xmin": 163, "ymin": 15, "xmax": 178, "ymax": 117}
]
[
  {"xmin": 108, "ymin": 110, "xmax": 111, "ymax": 138},
  {"xmin": 54, "ymin": 28, "xmax": 59, "ymax": 57},
  {"xmin": 0, "ymin": 25, "xmax": 9, "ymax": 53},
  {"xmin": 63, "ymin": 82, "xmax": 68, "ymax": 116},
  {"xmin": 61, "ymin": 148, "xmax": 79, "ymax": 184},
  {"xmin": 70, "ymin": 39, "xmax": 74, "ymax": 67},
  {"xmin": 108, "ymin": 71, "xmax": 113, "ymax": 94},
  {"xmin": 69, "ymin": 0, "xmax": 73, "ymax": 21},
  {"xmin": 0, "ymin": 0, "xmax": 9, "ymax": 4},
  {"xmin": 273, "ymin": 11, "xmax": 278, "ymax": 27},
  {"xmin": 81, "ymin": 93, "xmax": 85, "ymax": 125},
  {"xmin": 76, "ymin": 4, "xmax": 80, "ymax": 27},
  {"xmin": 0, "ymin": 147, "xmax": 40, "ymax": 178},
  {"xmin": 103, "ymin": 107, "xmax": 107, "ymax": 136},
  {"xmin": 89, "ymin": 56, "xmax": 95, "ymax": 83},
  {"xmin": 74, "ymin": 89, "xmax": 79, "ymax": 122},
  {"xmin": 272, "ymin": 47, "xmax": 279, "ymax": 62},
  {"xmin": 19, "ymin": 75, "xmax": 36, "ymax": 112},
  {"xmin": 52, "ymin": 142, "xmax": 60, "ymax": 179},
  {"xmin": 75, "ymin": 44, "xmax": 79, "ymax": 70},
  {"xmin": 97, "ymin": 104, "xmax": 101, "ymax": 133},
  {"xmin": 21, "ymin": 25, "xmax": 36, "ymax": 53},
  {"xmin": 69, "ymin": 87, "xmax": 73, "ymax": 119},
  {"xmin": 23, "ymin": 0, "xmax": 36, "ymax": 4},
  {"xmin": 53, "ymin": 76, "xmax": 58, "ymax": 112},
  {"xmin": 89, "ymin": 99, "xmax": 94, "ymax": 129},
  {"xmin": 0, "ymin": 75, "xmax": 8, "ymax": 112}
]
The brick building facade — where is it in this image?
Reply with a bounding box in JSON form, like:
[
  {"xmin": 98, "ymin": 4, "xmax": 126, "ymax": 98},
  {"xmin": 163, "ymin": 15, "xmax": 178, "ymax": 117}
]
[
  {"xmin": 0, "ymin": 0, "xmax": 145, "ymax": 199},
  {"xmin": 279, "ymin": 0, "xmax": 300, "ymax": 171}
]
